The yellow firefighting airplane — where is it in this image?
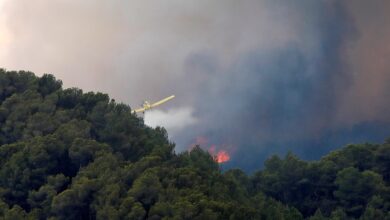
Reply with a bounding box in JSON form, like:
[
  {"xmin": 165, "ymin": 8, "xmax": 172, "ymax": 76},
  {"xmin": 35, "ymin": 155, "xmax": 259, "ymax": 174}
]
[{"xmin": 132, "ymin": 95, "xmax": 175, "ymax": 114}]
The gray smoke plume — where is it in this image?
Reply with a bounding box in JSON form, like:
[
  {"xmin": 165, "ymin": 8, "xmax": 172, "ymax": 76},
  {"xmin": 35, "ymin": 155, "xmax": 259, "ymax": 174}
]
[{"xmin": 1, "ymin": 0, "xmax": 389, "ymax": 171}]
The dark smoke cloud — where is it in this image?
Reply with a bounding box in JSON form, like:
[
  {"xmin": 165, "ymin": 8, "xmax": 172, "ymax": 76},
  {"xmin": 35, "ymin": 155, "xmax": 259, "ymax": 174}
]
[
  {"xmin": 1, "ymin": 0, "xmax": 389, "ymax": 171},
  {"xmin": 172, "ymin": 1, "xmax": 390, "ymax": 171}
]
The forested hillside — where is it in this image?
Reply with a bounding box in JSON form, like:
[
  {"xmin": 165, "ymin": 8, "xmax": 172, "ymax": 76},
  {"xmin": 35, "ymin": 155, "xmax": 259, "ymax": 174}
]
[{"xmin": 0, "ymin": 69, "xmax": 389, "ymax": 220}]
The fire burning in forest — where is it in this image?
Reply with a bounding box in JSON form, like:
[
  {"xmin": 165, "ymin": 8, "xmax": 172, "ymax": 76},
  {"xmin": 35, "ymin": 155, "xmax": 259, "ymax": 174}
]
[
  {"xmin": 208, "ymin": 145, "xmax": 231, "ymax": 163},
  {"xmin": 215, "ymin": 150, "xmax": 230, "ymax": 163},
  {"xmin": 190, "ymin": 136, "xmax": 232, "ymax": 163}
]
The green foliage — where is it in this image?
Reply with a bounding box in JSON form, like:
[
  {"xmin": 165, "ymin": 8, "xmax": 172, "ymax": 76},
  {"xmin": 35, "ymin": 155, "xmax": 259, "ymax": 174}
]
[
  {"xmin": 334, "ymin": 167, "xmax": 385, "ymax": 217},
  {"xmin": 0, "ymin": 70, "xmax": 389, "ymax": 219},
  {"xmin": 329, "ymin": 208, "xmax": 348, "ymax": 220}
]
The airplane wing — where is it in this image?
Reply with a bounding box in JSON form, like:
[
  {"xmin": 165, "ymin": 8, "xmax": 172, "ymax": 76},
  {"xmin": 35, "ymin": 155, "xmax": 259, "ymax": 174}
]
[
  {"xmin": 132, "ymin": 107, "xmax": 146, "ymax": 113},
  {"xmin": 151, "ymin": 95, "xmax": 175, "ymax": 108}
]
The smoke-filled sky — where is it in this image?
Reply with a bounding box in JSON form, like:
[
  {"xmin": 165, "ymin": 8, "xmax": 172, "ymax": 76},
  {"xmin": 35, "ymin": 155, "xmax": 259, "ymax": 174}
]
[{"xmin": 1, "ymin": 0, "xmax": 389, "ymax": 171}]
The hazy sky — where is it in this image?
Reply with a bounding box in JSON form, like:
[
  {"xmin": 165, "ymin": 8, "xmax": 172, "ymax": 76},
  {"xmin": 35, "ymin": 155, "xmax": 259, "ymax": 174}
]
[{"xmin": 1, "ymin": 0, "xmax": 389, "ymax": 171}]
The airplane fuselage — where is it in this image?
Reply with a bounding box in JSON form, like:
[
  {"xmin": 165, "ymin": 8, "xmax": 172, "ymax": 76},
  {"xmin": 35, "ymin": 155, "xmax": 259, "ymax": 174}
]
[{"xmin": 132, "ymin": 95, "xmax": 175, "ymax": 114}]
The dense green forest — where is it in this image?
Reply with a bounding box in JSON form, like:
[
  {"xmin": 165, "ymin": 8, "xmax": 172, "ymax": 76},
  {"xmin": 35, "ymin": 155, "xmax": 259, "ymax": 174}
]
[{"xmin": 0, "ymin": 69, "xmax": 389, "ymax": 219}]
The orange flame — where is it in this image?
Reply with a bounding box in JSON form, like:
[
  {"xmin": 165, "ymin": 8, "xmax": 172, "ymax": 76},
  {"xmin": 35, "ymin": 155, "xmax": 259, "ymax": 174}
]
[
  {"xmin": 208, "ymin": 145, "xmax": 230, "ymax": 163},
  {"xmin": 215, "ymin": 150, "xmax": 230, "ymax": 163},
  {"xmin": 190, "ymin": 136, "xmax": 232, "ymax": 163}
]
